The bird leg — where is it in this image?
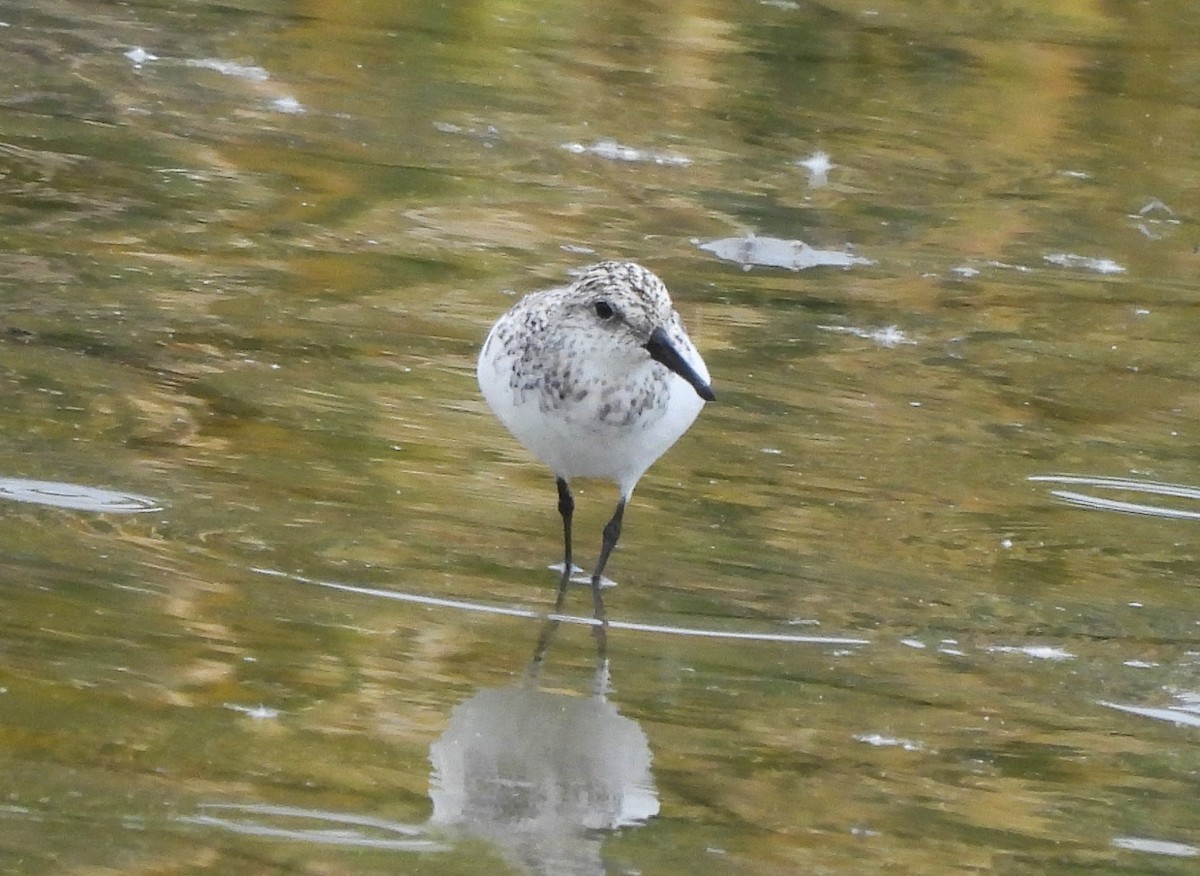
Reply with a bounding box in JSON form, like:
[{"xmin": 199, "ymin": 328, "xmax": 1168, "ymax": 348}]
[
  {"xmin": 538, "ymin": 484, "xmax": 623, "ymax": 664},
  {"xmin": 587, "ymin": 498, "xmax": 624, "ymax": 659},
  {"xmin": 591, "ymin": 498, "xmax": 626, "ymax": 591},
  {"xmin": 587, "ymin": 497, "xmax": 625, "ymax": 646},
  {"xmin": 529, "ymin": 477, "xmax": 576, "ymax": 673},
  {"xmin": 555, "ymin": 476, "xmax": 574, "ymax": 608}
]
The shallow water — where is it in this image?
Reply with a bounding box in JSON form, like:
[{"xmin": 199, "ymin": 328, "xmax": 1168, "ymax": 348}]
[{"xmin": 3, "ymin": 1, "xmax": 1200, "ymax": 873}]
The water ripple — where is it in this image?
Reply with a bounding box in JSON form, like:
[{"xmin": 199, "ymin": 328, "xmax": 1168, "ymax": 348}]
[
  {"xmin": 0, "ymin": 477, "xmax": 162, "ymax": 513},
  {"xmin": 1028, "ymin": 474, "xmax": 1200, "ymax": 521},
  {"xmin": 252, "ymin": 568, "xmax": 870, "ymax": 647},
  {"xmin": 178, "ymin": 803, "xmax": 441, "ymax": 851}
]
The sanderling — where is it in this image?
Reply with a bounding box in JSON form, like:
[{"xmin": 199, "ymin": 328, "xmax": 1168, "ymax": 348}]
[{"xmin": 477, "ymin": 261, "xmax": 714, "ymax": 618}]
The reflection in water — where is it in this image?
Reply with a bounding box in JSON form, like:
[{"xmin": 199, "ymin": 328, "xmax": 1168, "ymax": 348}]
[
  {"xmin": 1041, "ymin": 252, "xmax": 1126, "ymax": 274},
  {"xmin": 796, "ymin": 150, "xmax": 835, "ymax": 187},
  {"xmin": 178, "ymin": 803, "xmax": 442, "ymax": 851},
  {"xmin": 1112, "ymin": 836, "xmax": 1200, "ymax": 858},
  {"xmin": 1100, "ymin": 698, "xmax": 1200, "ymax": 729},
  {"xmin": 183, "ymin": 659, "xmax": 656, "ymax": 875},
  {"xmin": 255, "ymin": 567, "xmax": 871, "ymax": 646},
  {"xmin": 985, "ymin": 644, "xmax": 1073, "ymax": 661},
  {"xmin": 429, "ymin": 667, "xmax": 657, "ymax": 876},
  {"xmin": 123, "ymin": 45, "xmax": 305, "ymax": 114},
  {"xmin": 816, "ymin": 323, "xmax": 914, "ymax": 348},
  {"xmin": 561, "ymin": 138, "xmax": 692, "ymax": 166},
  {"xmin": 698, "ymin": 233, "xmax": 873, "ymax": 271},
  {"xmin": 0, "ymin": 476, "xmax": 162, "ymax": 512},
  {"xmin": 7, "ymin": 0, "xmax": 1200, "ymax": 870},
  {"xmin": 1029, "ymin": 474, "xmax": 1200, "ymax": 521}
]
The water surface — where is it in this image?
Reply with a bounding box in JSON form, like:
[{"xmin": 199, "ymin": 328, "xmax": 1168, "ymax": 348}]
[{"xmin": 3, "ymin": 1, "xmax": 1200, "ymax": 873}]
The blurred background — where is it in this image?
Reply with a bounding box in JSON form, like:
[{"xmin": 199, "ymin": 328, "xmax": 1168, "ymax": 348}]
[{"xmin": 2, "ymin": 1, "xmax": 1200, "ymax": 873}]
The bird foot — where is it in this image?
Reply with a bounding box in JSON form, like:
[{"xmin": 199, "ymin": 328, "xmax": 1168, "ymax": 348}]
[{"xmin": 547, "ymin": 563, "xmax": 618, "ymax": 589}]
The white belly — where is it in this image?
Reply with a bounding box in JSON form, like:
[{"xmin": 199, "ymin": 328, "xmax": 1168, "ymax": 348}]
[{"xmin": 478, "ymin": 326, "xmax": 707, "ymax": 496}]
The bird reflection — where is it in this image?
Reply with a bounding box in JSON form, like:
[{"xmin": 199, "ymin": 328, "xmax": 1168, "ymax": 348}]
[
  {"xmin": 428, "ymin": 659, "xmax": 658, "ymax": 876},
  {"xmin": 185, "ymin": 573, "xmax": 868, "ymax": 869},
  {"xmin": 180, "ymin": 660, "xmax": 658, "ymax": 874}
]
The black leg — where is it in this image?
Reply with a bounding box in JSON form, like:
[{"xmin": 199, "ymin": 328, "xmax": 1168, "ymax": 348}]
[
  {"xmin": 555, "ymin": 476, "xmax": 574, "ymax": 605},
  {"xmin": 530, "ymin": 478, "xmax": 575, "ymax": 674},
  {"xmin": 591, "ymin": 498, "xmax": 625, "ymax": 589},
  {"xmin": 588, "ymin": 499, "xmax": 625, "ymax": 656}
]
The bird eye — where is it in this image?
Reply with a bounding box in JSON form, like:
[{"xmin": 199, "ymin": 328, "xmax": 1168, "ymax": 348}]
[{"xmin": 593, "ymin": 300, "xmax": 615, "ymax": 320}]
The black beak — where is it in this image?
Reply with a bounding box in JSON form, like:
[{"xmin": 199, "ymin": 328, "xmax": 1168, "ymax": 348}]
[{"xmin": 645, "ymin": 326, "xmax": 716, "ymax": 402}]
